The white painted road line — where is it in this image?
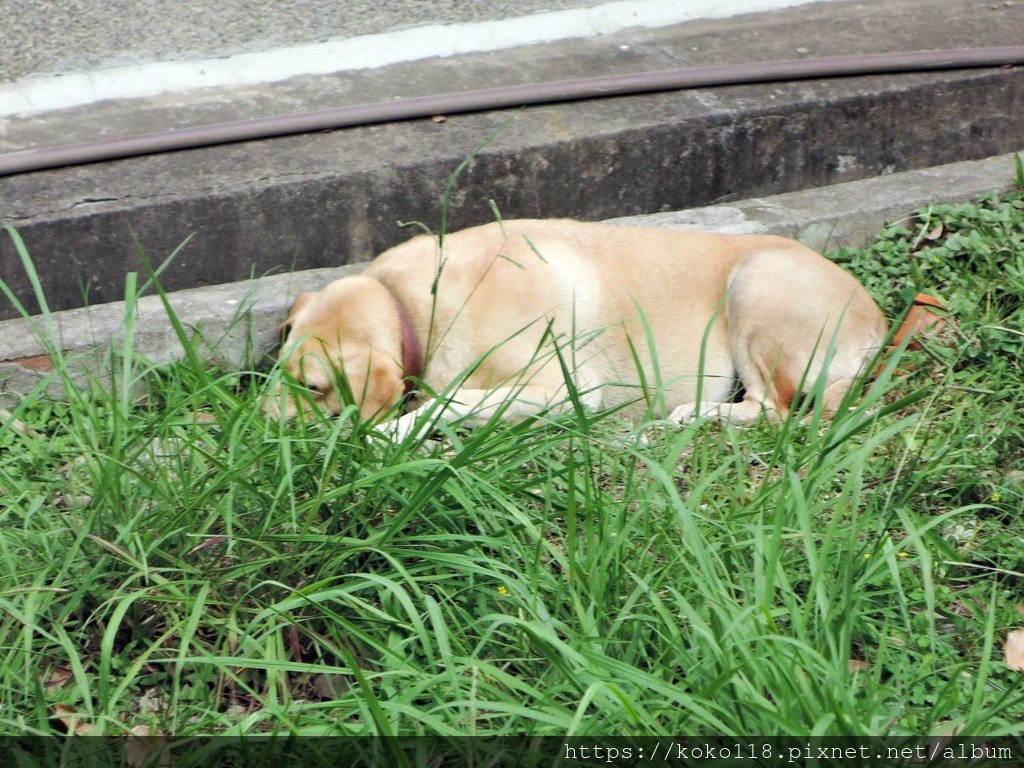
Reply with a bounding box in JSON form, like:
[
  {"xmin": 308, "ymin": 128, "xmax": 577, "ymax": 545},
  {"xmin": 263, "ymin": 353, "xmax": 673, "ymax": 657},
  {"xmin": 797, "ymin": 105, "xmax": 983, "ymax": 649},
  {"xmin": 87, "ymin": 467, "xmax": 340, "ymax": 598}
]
[{"xmin": 0, "ymin": 0, "xmax": 836, "ymax": 118}]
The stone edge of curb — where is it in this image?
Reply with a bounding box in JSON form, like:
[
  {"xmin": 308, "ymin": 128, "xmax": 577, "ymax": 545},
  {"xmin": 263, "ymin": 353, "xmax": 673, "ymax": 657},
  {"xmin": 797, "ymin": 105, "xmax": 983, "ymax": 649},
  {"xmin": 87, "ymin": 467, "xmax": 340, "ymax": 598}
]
[{"xmin": 1, "ymin": 149, "xmax": 1020, "ymax": 406}]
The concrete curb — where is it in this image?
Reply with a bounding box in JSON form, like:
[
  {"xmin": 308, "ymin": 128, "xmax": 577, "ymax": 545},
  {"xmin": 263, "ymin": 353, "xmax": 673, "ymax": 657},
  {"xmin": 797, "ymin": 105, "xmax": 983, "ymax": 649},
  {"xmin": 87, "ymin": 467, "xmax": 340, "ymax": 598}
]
[{"xmin": 1, "ymin": 150, "xmax": 1019, "ymax": 407}]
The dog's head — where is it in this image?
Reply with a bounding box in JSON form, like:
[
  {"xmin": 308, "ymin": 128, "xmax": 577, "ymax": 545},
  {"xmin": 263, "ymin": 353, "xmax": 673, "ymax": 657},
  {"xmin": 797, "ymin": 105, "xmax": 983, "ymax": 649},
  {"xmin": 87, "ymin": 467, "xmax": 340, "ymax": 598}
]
[{"xmin": 268, "ymin": 277, "xmax": 406, "ymax": 422}]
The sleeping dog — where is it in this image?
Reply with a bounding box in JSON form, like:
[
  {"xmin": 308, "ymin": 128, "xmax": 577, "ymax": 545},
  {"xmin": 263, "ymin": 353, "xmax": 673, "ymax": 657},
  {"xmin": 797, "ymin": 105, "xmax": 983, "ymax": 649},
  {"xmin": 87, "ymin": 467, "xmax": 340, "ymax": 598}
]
[{"xmin": 271, "ymin": 219, "xmax": 886, "ymax": 441}]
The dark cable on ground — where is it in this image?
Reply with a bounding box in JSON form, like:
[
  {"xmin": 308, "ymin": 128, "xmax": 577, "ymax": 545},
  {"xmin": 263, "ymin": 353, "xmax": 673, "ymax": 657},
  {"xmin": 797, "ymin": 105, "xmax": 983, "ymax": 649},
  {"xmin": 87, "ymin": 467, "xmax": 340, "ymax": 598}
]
[{"xmin": 1, "ymin": 47, "xmax": 1022, "ymax": 177}]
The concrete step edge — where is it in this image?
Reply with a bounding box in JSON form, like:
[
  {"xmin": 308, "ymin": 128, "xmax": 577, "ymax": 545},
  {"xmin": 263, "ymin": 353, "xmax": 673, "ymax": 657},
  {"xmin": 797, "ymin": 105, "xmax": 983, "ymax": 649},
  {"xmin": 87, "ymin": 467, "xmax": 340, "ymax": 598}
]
[{"xmin": 1, "ymin": 148, "xmax": 1020, "ymax": 405}]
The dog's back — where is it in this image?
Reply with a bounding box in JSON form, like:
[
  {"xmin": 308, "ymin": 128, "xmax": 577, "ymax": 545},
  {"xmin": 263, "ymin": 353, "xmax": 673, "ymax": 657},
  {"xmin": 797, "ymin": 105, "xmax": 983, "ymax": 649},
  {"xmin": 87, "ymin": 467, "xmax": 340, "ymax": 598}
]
[{"xmin": 364, "ymin": 220, "xmax": 885, "ymax": 417}]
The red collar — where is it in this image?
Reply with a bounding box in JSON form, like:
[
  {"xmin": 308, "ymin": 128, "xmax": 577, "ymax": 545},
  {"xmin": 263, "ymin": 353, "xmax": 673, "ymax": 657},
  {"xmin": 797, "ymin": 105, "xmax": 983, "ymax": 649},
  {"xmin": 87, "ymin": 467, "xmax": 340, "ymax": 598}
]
[{"xmin": 389, "ymin": 291, "xmax": 423, "ymax": 397}]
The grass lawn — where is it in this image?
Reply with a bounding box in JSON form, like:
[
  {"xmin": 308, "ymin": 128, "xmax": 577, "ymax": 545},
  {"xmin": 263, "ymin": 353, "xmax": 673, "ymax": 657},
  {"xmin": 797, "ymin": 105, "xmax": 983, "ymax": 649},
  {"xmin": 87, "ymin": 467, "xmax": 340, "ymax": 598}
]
[{"xmin": 1, "ymin": 172, "xmax": 1023, "ymax": 745}]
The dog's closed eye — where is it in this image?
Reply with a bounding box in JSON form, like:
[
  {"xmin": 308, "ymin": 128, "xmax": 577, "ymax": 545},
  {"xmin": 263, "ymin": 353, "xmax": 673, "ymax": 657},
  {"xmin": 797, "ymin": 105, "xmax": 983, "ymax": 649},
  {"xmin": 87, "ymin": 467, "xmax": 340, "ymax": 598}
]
[{"xmin": 305, "ymin": 382, "xmax": 327, "ymax": 394}]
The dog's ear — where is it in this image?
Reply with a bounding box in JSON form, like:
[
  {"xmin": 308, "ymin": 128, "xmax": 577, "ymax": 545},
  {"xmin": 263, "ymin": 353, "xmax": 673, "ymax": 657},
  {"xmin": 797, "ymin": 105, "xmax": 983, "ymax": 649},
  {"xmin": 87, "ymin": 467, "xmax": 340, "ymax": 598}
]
[
  {"xmin": 280, "ymin": 291, "xmax": 317, "ymax": 344},
  {"xmin": 286, "ymin": 292, "xmax": 316, "ymax": 321}
]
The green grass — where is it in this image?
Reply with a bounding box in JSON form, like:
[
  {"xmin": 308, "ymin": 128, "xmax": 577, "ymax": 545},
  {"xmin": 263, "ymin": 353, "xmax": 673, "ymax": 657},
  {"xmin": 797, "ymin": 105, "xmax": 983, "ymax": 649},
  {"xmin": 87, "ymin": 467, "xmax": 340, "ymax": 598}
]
[{"xmin": 1, "ymin": 179, "xmax": 1023, "ymax": 745}]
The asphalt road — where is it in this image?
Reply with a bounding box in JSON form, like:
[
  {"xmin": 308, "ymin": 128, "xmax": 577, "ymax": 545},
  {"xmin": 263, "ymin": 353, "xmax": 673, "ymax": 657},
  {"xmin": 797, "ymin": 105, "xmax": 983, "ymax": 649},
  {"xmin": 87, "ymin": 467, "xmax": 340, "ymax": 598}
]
[{"xmin": 4, "ymin": 0, "xmax": 613, "ymax": 82}]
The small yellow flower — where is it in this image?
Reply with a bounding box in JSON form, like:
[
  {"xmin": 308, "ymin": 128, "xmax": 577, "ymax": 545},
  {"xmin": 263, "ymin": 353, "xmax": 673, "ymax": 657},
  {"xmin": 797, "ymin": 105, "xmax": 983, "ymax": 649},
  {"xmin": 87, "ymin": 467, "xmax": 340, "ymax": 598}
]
[
  {"xmin": 497, "ymin": 586, "xmax": 508, "ymax": 596},
  {"xmin": 898, "ymin": 551, "xmax": 909, "ymax": 559},
  {"xmin": 863, "ymin": 553, "xmax": 872, "ymax": 560},
  {"xmin": 991, "ymin": 492, "xmax": 1002, "ymax": 503}
]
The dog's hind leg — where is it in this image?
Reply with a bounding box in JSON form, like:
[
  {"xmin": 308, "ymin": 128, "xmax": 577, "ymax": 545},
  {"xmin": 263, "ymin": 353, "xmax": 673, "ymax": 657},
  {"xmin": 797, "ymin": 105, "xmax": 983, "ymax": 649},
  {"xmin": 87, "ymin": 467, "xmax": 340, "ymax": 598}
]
[
  {"xmin": 816, "ymin": 376, "xmax": 856, "ymax": 417},
  {"xmin": 668, "ymin": 378, "xmax": 782, "ymax": 424},
  {"xmin": 668, "ymin": 305, "xmax": 794, "ymax": 425}
]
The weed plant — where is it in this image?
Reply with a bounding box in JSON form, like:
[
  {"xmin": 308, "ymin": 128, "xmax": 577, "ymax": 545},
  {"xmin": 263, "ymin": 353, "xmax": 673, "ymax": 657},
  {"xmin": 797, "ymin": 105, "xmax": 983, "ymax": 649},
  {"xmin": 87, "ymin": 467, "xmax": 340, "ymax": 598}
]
[{"xmin": 1, "ymin": 176, "xmax": 1023, "ymax": 746}]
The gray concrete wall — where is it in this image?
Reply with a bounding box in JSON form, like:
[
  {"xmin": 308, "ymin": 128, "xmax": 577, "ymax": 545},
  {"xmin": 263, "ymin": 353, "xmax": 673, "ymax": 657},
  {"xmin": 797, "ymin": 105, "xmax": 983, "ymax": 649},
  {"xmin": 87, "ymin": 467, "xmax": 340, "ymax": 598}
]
[{"xmin": 4, "ymin": 0, "xmax": 609, "ymax": 82}]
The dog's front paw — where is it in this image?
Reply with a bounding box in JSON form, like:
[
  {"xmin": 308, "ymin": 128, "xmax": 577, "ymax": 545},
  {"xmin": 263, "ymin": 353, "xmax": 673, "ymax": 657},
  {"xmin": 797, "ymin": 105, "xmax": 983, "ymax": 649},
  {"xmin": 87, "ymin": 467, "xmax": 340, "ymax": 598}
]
[
  {"xmin": 669, "ymin": 401, "xmax": 731, "ymax": 424},
  {"xmin": 668, "ymin": 402, "xmax": 701, "ymax": 424},
  {"xmin": 373, "ymin": 412, "xmax": 412, "ymax": 443},
  {"xmin": 375, "ymin": 410, "xmax": 442, "ymax": 446}
]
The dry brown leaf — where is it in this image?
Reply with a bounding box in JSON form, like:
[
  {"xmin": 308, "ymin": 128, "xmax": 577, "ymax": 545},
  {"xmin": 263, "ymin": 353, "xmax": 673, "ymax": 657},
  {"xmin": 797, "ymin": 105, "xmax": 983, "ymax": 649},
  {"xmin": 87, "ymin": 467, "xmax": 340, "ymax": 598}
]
[
  {"xmin": 43, "ymin": 666, "xmax": 74, "ymax": 692},
  {"xmin": 51, "ymin": 704, "xmax": 95, "ymax": 735},
  {"xmin": 312, "ymin": 672, "xmax": 351, "ymax": 700},
  {"xmin": 1005, "ymin": 628, "xmax": 1024, "ymax": 671},
  {"xmin": 138, "ymin": 687, "xmax": 165, "ymax": 716},
  {"xmin": 223, "ymin": 703, "xmax": 248, "ymax": 720},
  {"xmin": 910, "ymin": 222, "xmax": 945, "ymax": 253},
  {"xmin": 125, "ymin": 725, "xmax": 172, "ymax": 767},
  {"xmin": 948, "ymin": 599, "xmax": 974, "ymax": 618},
  {"xmin": 891, "ymin": 294, "xmax": 949, "ymax": 351},
  {"xmin": 55, "ymin": 492, "xmax": 93, "ymax": 511},
  {"xmin": 285, "ymin": 624, "xmax": 303, "ymax": 661},
  {"xmin": 848, "ymin": 659, "xmax": 870, "ymax": 673}
]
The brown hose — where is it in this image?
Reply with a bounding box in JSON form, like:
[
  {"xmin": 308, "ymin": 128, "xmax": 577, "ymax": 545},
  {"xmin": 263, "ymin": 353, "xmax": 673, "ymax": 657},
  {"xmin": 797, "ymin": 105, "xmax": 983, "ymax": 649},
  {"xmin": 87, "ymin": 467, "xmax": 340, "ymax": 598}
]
[{"xmin": 2, "ymin": 47, "xmax": 1022, "ymax": 177}]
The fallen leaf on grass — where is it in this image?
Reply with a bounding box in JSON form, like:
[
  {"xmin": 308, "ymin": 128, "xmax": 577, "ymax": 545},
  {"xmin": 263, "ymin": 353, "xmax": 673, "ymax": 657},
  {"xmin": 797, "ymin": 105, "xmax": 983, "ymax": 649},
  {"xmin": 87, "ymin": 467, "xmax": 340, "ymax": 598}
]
[
  {"xmin": 948, "ymin": 598, "xmax": 975, "ymax": 618},
  {"xmin": 911, "ymin": 223, "xmax": 945, "ymax": 251},
  {"xmin": 1005, "ymin": 629, "xmax": 1024, "ymax": 671},
  {"xmin": 312, "ymin": 672, "xmax": 352, "ymax": 700},
  {"xmin": 892, "ymin": 294, "xmax": 949, "ymax": 351},
  {"xmin": 138, "ymin": 687, "xmax": 166, "ymax": 716},
  {"xmin": 223, "ymin": 703, "xmax": 248, "ymax": 721},
  {"xmin": 285, "ymin": 624, "xmax": 303, "ymax": 662},
  {"xmin": 43, "ymin": 666, "xmax": 73, "ymax": 692},
  {"xmin": 51, "ymin": 704, "xmax": 95, "ymax": 735},
  {"xmin": 848, "ymin": 659, "xmax": 870, "ymax": 673},
  {"xmin": 55, "ymin": 492, "xmax": 93, "ymax": 510},
  {"xmin": 187, "ymin": 410, "xmax": 220, "ymax": 424},
  {"xmin": 125, "ymin": 725, "xmax": 172, "ymax": 767}
]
